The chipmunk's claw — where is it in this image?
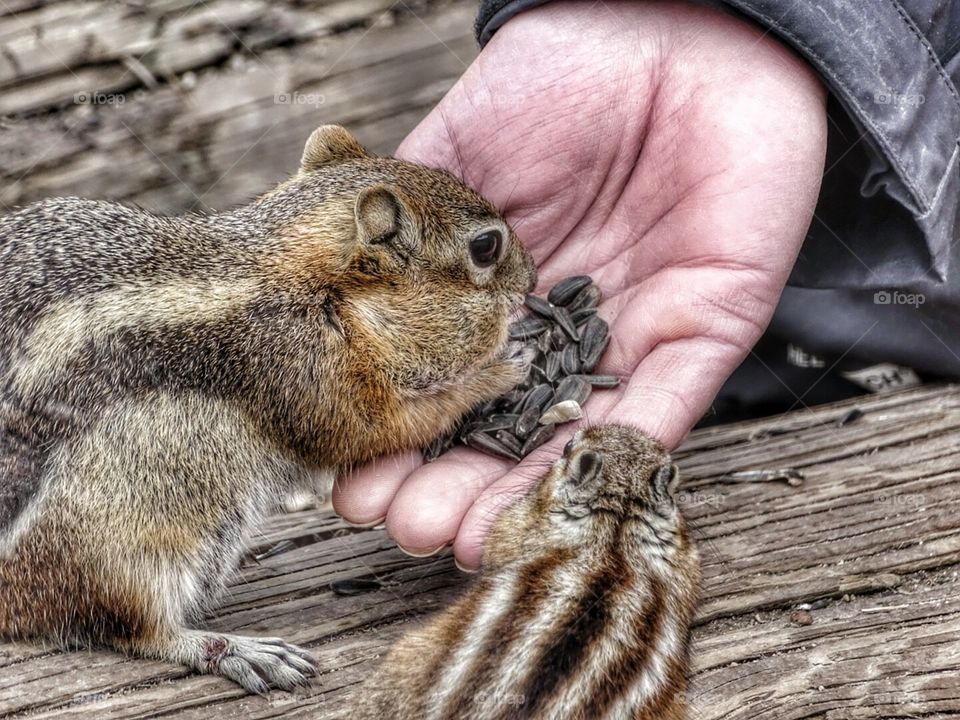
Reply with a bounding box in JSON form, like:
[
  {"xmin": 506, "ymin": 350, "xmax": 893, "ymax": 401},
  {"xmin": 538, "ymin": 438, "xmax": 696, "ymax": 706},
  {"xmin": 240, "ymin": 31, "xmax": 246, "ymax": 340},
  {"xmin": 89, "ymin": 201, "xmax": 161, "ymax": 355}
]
[{"xmin": 195, "ymin": 633, "xmax": 317, "ymax": 693}]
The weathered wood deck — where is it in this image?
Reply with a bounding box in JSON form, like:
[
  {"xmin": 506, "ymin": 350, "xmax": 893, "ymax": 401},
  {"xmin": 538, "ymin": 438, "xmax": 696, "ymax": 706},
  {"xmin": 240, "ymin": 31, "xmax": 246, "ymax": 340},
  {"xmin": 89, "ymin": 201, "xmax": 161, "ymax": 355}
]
[
  {"xmin": 0, "ymin": 0, "xmax": 480, "ymax": 213},
  {"xmin": 2, "ymin": 385, "xmax": 959, "ymax": 718},
  {"xmin": 3, "ymin": 1, "xmax": 960, "ymax": 717}
]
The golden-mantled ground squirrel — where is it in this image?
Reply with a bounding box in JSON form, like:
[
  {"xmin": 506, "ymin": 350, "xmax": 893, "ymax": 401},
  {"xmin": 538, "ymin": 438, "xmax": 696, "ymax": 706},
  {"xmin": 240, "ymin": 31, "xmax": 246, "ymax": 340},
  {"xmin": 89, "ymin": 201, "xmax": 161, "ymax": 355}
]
[
  {"xmin": 358, "ymin": 424, "xmax": 701, "ymax": 719},
  {"xmin": 0, "ymin": 125, "xmax": 536, "ymax": 692}
]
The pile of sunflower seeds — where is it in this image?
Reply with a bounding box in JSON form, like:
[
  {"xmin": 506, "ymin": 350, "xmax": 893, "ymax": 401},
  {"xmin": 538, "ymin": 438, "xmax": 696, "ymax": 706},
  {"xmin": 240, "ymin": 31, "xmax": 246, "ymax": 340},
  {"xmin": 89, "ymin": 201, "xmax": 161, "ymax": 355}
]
[{"xmin": 423, "ymin": 275, "xmax": 619, "ymax": 462}]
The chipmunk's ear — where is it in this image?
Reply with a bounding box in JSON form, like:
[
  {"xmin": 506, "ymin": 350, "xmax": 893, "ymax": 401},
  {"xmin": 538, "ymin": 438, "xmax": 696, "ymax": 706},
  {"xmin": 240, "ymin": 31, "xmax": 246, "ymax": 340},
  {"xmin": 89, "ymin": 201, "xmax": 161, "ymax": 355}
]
[
  {"xmin": 300, "ymin": 125, "xmax": 370, "ymax": 172},
  {"xmin": 653, "ymin": 463, "xmax": 680, "ymax": 499},
  {"xmin": 354, "ymin": 184, "xmax": 415, "ymax": 251},
  {"xmin": 555, "ymin": 449, "xmax": 604, "ymax": 516},
  {"xmin": 568, "ymin": 450, "xmax": 604, "ymax": 488}
]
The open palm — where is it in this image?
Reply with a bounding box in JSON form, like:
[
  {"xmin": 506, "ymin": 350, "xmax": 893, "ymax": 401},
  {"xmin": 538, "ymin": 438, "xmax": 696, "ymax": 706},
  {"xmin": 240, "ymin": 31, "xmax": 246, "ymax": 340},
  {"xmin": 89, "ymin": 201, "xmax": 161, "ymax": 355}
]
[{"xmin": 334, "ymin": 0, "xmax": 827, "ymax": 569}]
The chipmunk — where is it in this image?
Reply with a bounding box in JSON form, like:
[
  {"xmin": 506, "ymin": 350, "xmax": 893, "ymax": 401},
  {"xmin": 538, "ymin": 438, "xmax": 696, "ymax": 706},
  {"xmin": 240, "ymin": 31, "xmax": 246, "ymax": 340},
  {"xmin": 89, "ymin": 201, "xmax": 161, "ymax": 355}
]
[
  {"xmin": 0, "ymin": 125, "xmax": 536, "ymax": 693},
  {"xmin": 357, "ymin": 424, "xmax": 701, "ymax": 720}
]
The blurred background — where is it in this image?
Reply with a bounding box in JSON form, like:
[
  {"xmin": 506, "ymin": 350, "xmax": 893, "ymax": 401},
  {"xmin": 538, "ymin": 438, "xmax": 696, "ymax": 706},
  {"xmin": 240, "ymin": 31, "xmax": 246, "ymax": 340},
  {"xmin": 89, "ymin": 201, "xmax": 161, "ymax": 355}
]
[{"xmin": 0, "ymin": 0, "xmax": 477, "ymax": 214}]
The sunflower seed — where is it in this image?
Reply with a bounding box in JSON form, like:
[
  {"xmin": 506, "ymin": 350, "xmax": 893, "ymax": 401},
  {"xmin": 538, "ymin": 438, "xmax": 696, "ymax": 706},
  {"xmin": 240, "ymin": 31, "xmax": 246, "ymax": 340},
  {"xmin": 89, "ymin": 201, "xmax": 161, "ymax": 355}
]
[
  {"xmin": 552, "ymin": 306, "xmax": 580, "ymax": 342},
  {"xmin": 581, "ymin": 335, "xmax": 609, "ymax": 374},
  {"xmin": 531, "ymin": 363, "xmax": 551, "ymax": 383},
  {"xmin": 554, "ymin": 375, "xmax": 591, "ymax": 406},
  {"xmin": 521, "ymin": 383, "xmax": 554, "ymax": 414},
  {"xmin": 502, "ymin": 389, "xmax": 526, "ymax": 406},
  {"xmin": 495, "ymin": 430, "xmax": 523, "ymax": 455},
  {"xmin": 516, "ymin": 406, "xmax": 541, "ymax": 437},
  {"xmin": 583, "ymin": 374, "xmax": 621, "ymax": 388},
  {"xmin": 255, "ymin": 539, "xmax": 296, "ymax": 561},
  {"xmin": 545, "ymin": 351, "xmax": 562, "ymax": 382},
  {"xmin": 567, "ymin": 284, "xmax": 601, "ymax": 313},
  {"xmin": 424, "ymin": 435, "xmax": 450, "ymax": 462},
  {"xmin": 331, "ymin": 578, "xmax": 384, "ymax": 596},
  {"xmin": 536, "ymin": 330, "xmax": 554, "ymax": 354},
  {"xmin": 478, "ymin": 414, "xmax": 521, "ymax": 432},
  {"xmin": 571, "ymin": 307, "xmax": 597, "ymax": 325},
  {"xmin": 521, "ymin": 423, "xmax": 556, "ymax": 455},
  {"xmin": 549, "ymin": 323, "xmax": 568, "ymax": 350},
  {"xmin": 579, "ymin": 317, "xmax": 609, "ymax": 362},
  {"xmin": 539, "ymin": 400, "xmax": 583, "ymax": 425},
  {"xmin": 524, "ymin": 294, "xmax": 555, "ymax": 319},
  {"xmin": 561, "ymin": 343, "xmax": 581, "ymax": 375},
  {"xmin": 465, "ymin": 431, "xmax": 522, "ymax": 461},
  {"xmin": 526, "ymin": 350, "xmax": 545, "ymax": 379},
  {"xmin": 508, "ymin": 315, "xmax": 550, "ymax": 340},
  {"xmin": 837, "ymin": 408, "xmax": 864, "ymax": 426},
  {"xmin": 547, "ymin": 275, "xmax": 593, "ymax": 306},
  {"xmin": 459, "ymin": 421, "xmax": 479, "ymax": 443}
]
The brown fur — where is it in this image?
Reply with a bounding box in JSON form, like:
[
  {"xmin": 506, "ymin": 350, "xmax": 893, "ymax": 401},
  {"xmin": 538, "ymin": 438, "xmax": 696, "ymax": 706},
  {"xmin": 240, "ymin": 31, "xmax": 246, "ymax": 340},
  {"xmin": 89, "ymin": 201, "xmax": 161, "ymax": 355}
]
[
  {"xmin": 357, "ymin": 424, "xmax": 701, "ymax": 720},
  {"xmin": 0, "ymin": 126, "xmax": 535, "ymax": 692}
]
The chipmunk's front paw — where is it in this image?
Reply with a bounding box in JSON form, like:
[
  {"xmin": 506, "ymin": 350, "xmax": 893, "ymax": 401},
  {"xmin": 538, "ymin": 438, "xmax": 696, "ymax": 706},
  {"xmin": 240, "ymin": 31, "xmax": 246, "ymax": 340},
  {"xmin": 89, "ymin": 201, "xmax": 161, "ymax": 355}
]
[
  {"xmin": 197, "ymin": 633, "xmax": 318, "ymax": 693},
  {"xmin": 488, "ymin": 344, "xmax": 536, "ymax": 389}
]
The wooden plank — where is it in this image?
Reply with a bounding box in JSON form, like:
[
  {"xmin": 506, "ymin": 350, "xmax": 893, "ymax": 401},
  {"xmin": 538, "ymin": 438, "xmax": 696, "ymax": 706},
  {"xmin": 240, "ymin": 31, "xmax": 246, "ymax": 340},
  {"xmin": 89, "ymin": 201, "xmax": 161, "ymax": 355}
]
[
  {"xmin": 0, "ymin": 0, "xmax": 477, "ymax": 215},
  {"xmin": 0, "ymin": 0, "xmax": 407, "ymax": 111},
  {"xmin": 1, "ymin": 385, "xmax": 959, "ymax": 717}
]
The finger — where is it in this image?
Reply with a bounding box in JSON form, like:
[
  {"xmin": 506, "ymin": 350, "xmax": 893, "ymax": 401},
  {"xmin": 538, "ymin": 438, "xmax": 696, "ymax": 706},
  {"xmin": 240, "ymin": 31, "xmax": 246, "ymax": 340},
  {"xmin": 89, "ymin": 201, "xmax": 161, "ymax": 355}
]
[
  {"xmin": 384, "ymin": 446, "xmax": 512, "ymax": 555},
  {"xmin": 606, "ymin": 335, "xmax": 748, "ymax": 448},
  {"xmin": 449, "ymin": 435, "xmax": 566, "ymax": 571},
  {"xmin": 596, "ymin": 269, "xmax": 770, "ymax": 443},
  {"xmin": 332, "ymin": 451, "xmax": 421, "ymax": 527}
]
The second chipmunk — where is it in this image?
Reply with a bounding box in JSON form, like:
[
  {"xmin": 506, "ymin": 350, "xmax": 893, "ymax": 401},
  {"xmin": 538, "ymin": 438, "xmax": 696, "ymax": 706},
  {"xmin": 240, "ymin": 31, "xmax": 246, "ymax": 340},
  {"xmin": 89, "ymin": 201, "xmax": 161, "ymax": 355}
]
[{"xmin": 357, "ymin": 424, "xmax": 702, "ymax": 720}]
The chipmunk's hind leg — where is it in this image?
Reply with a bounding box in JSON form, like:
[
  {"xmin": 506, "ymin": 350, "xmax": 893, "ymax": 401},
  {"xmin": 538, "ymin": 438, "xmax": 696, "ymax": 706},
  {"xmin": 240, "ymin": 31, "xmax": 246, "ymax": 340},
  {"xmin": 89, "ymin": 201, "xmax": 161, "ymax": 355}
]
[
  {"xmin": 127, "ymin": 629, "xmax": 318, "ymax": 694},
  {"xmin": 109, "ymin": 562, "xmax": 318, "ymax": 693}
]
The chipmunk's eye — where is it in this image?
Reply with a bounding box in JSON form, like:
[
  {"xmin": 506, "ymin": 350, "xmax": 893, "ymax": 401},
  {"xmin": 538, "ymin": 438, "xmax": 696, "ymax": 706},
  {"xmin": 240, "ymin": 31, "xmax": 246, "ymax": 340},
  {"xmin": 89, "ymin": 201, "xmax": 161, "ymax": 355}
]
[
  {"xmin": 469, "ymin": 229, "xmax": 502, "ymax": 268},
  {"xmin": 563, "ymin": 438, "xmax": 576, "ymax": 456}
]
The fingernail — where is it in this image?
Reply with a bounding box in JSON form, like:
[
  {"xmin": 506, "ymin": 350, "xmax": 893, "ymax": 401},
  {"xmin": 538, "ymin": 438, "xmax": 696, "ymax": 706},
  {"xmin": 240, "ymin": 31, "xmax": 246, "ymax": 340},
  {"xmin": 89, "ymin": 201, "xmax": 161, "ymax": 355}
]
[
  {"xmin": 454, "ymin": 558, "xmax": 479, "ymax": 574},
  {"xmin": 341, "ymin": 515, "xmax": 387, "ymax": 529},
  {"xmin": 398, "ymin": 542, "xmax": 448, "ymax": 558}
]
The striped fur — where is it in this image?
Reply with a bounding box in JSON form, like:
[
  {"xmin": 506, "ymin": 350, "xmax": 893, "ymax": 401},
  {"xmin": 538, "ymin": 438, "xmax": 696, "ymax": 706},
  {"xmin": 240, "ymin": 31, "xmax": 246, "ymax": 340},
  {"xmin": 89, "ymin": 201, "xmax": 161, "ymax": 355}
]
[{"xmin": 358, "ymin": 424, "xmax": 701, "ymax": 720}]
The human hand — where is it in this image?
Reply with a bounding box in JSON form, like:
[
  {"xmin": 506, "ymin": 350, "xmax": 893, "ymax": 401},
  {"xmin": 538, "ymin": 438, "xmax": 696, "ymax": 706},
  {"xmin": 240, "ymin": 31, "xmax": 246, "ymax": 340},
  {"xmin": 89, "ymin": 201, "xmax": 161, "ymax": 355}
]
[{"xmin": 334, "ymin": 0, "xmax": 827, "ymax": 569}]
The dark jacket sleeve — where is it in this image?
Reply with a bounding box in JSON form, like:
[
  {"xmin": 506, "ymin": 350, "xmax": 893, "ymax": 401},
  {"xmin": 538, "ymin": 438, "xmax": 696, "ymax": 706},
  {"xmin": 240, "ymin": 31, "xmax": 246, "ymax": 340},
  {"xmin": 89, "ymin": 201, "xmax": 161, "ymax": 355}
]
[{"xmin": 475, "ymin": 0, "xmax": 960, "ymax": 380}]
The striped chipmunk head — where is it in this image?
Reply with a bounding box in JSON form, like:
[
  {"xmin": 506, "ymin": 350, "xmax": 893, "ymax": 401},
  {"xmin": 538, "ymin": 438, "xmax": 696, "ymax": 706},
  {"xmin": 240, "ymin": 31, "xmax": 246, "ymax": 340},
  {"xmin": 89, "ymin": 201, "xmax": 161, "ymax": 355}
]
[
  {"xmin": 265, "ymin": 125, "xmax": 537, "ymax": 396},
  {"xmin": 487, "ymin": 423, "xmax": 698, "ymax": 574}
]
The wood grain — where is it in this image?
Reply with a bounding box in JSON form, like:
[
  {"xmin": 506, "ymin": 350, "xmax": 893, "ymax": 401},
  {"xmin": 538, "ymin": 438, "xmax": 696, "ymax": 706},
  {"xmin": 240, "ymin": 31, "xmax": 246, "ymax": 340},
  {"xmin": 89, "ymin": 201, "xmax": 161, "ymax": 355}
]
[
  {"xmin": 0, "ymin": 0, "xmax": 477, "ymax": 214},
  {"xmin": 1, "ymin": 385, "xmax": 958, "ymax": 717}
]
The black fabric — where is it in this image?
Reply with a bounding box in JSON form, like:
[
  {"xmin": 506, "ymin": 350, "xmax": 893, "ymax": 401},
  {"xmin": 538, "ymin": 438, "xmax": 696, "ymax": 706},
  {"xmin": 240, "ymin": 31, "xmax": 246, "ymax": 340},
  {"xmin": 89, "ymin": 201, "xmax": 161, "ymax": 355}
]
[
  {"xmin": 476, "ymin": 0, "xmax": 551, "ymax": 43},
  {"xmin": 474, "ymin": 0, "xmax": 960, "ymax": 418}
]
